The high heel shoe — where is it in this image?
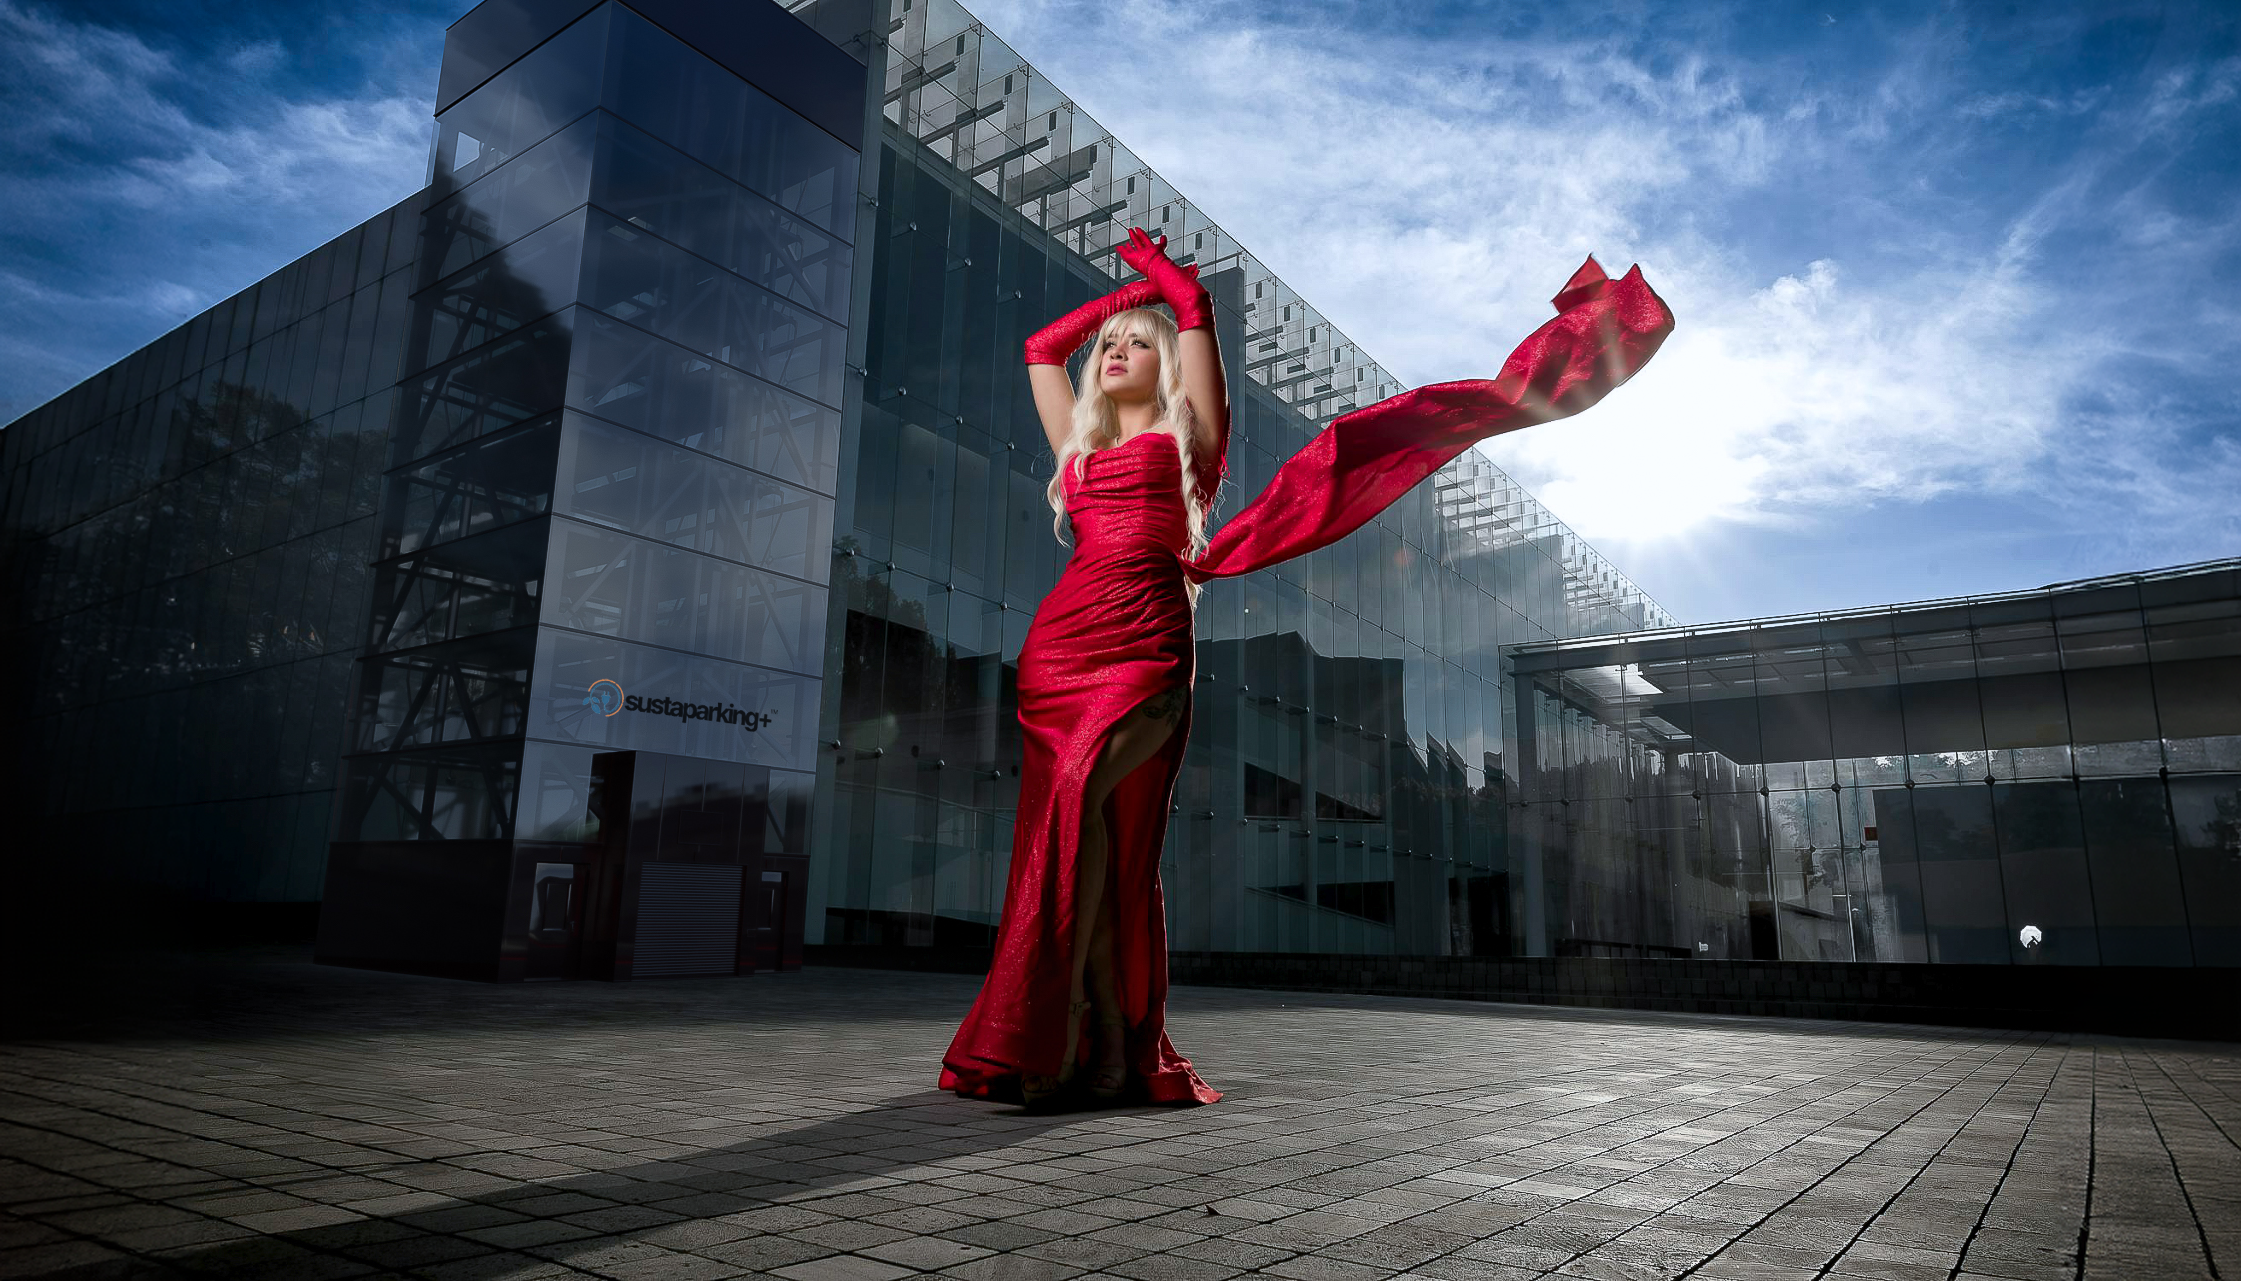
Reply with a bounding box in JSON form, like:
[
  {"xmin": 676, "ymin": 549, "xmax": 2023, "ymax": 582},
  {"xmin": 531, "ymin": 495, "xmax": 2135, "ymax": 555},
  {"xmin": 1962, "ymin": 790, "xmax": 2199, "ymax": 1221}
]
[
  {"xmin": 1022, "ymin": 999, "xmax": 1093, "ymax": 1108},
  {"xmin": 1087, "ymin": 1012, "xmax": 1129, "ymax": 1103}
]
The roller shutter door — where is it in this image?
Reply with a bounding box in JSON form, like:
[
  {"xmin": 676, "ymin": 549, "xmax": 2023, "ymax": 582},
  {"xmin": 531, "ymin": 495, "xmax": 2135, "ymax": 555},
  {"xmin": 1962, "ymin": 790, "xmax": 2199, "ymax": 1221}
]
[{"xmin": 633, "ymin": 863, "xmax": 742, "ymax": 977}]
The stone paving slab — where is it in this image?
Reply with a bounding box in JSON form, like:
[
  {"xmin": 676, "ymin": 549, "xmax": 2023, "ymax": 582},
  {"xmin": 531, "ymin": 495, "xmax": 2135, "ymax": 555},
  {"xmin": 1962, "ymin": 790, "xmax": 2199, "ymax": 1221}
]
[{"xmin": 0, "ymin": 948, "xmax": 2235, "ymax": 1280}]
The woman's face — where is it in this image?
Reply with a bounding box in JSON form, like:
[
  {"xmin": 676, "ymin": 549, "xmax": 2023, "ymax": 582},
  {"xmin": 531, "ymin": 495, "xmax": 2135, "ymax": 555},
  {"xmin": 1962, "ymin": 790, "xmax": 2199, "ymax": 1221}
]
[{"xmin": 1097, "ymin": 326, "xmax": 1160, "ymax": 402}]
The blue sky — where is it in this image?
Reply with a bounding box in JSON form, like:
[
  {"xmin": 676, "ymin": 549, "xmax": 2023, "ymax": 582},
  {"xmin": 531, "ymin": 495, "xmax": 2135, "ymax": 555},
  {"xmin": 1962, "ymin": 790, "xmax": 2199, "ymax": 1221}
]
[{"xmin": 4, "ymin": 0, "xmax": 2237, "ymax": 623}]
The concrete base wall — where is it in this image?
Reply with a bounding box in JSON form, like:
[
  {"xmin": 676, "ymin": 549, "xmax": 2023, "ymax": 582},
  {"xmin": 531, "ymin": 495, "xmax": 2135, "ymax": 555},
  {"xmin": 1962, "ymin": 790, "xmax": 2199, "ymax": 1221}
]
[{"xmin": 806, "ymin": 945, "xmax": 2240, "ymax": 1042}]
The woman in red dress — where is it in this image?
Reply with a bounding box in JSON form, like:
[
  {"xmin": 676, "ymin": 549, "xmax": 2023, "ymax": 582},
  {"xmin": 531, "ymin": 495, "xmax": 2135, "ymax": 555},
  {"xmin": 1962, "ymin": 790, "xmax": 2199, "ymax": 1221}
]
[{"xmin": 939, "ymin": 229, "xmax": 1674, "ymax": 1108}]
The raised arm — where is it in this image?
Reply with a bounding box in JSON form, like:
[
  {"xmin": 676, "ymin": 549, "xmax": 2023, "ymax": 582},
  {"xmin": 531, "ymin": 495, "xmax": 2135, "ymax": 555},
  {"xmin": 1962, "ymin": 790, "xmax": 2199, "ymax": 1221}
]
[
  {"xmin": 1024, "ymin": 279, "xmax": 1164, "ymax": 457},
  {"xmin": 1117, "ymin": 228, "xmax": 1228, "ymax": 473}
]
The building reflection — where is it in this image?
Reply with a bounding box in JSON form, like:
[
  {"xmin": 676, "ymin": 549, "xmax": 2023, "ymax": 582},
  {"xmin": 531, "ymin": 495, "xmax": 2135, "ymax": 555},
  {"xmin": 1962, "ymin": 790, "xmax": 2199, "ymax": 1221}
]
[
  {"xmin": 1511, "ymin": 562, "xmax": 2241, "ymax": 967},
  {"xmin": 822, "ymin": 543, "xmax": 1522, "ymax": 956}
]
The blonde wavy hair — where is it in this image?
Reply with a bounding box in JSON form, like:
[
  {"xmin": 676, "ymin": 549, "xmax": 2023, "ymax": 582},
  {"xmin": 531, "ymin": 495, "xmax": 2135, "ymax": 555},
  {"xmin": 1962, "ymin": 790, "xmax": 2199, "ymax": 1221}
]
[{"xmin": 1044, "ymin": 307, "xmax": 1212, "ymax": 568}]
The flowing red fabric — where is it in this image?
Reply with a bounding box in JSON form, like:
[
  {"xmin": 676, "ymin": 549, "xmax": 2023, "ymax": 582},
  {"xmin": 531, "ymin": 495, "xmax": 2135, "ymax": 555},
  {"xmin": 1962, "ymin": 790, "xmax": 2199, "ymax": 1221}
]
[
  {"xmin": 1186, "ymin": 258, "xmax": 1673, "ymax": 582},
  {"xmin": 938, "ymin": 258, "xmax": 1672, "ymax": 1107}
]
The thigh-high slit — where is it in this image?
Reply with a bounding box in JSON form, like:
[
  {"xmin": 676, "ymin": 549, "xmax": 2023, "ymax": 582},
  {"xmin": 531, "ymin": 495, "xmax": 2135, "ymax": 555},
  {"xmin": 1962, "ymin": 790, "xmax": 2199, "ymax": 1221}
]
[
  {"xmin": 940, "ymin": 431, "xmax": 1220, "ymax": 1105},
  {"xmin": 938, "ymin": 657, "xmax": 1219, "ymax": 1103}
]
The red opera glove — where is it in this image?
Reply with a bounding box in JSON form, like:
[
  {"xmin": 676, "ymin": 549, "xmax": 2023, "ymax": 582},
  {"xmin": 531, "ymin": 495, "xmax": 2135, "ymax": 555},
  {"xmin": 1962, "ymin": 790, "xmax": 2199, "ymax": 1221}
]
[
  {"xmin": 1117, "ymin": 227, "xmax": 1213, "ymax": 332},
  {"xmin": 1023, "ymin": 279, "xmax": 1162, "ymax": 366}
]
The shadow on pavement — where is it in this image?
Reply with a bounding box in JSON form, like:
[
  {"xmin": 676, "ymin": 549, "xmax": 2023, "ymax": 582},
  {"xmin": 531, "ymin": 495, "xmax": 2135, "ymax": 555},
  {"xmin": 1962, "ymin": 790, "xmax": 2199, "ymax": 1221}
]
[{"xmin": 2, "ymin": 945, "xmax": 1163, "ymax": 1280}]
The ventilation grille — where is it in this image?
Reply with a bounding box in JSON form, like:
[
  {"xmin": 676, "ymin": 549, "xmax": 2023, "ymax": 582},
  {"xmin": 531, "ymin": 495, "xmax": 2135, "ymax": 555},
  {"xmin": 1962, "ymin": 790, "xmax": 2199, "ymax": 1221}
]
[{"xmin": 633, "ymin": 863, "xmax": 742, "ymax": 977}]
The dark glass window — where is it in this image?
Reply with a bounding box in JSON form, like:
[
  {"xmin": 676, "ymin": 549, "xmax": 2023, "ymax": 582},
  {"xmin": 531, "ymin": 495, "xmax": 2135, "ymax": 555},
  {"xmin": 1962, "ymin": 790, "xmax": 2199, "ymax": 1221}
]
[
  {"xmin": 1824, "ymin": 616, "xmax": 1905, "ymax": 765},
  {"xmin": 412, "ymin": 209, "xmax": 587, "ymax": 376},
  {"xmin": 367, "ymin": 270, "xmax": 415, "ymax": 403},
  {"xmin": 591, "ymin": 114, "xmax": 854, "ymax": 321},
  {"xmin": 2056, "ymin": 584, "xmax": 2160, "ymax": 775},
  {"xmin": 1990, "ymin": 781, "xmax": 2098, "ymax": 965},
  {"xmin": 2144, "ymin": 571, "xmax": 2241, "ymax": 774},
  {"xmin": 601, "ymin": 5, "xmax": 858, "ymax": 237},
  {"xmin": 2077, "ymin": 777, "xmax": 2192, "ymax": 965},
  {"xmin": 382, "ymin": 415, "xmax": 561, "ymax": 558},
  {"xmin": 401, "ymin": 311, "xmax": 575, "ymax": 463},
  {"xmin": 1866, "ymin": 786, "xmax": 1929, "ymax": 962},
  {"xmin": 365, "ymin": 518, "xmax": 549, "ymax": 653},
  {"xmin": 1675, "ymin": 631, "xmax": 1761, "ymax": 790},
  {"xmin": 578, "ymin": 208, "xmax": 844, "ymax": 408},
  {"xmin": 356, "ymin": 210, "xmax": 392, "ymax": 289},
  {"xmin": 544, "ymin": 520, "xmax": 827, "ymax": 676},
  {"xmin": 432, "ymin": 5, "xmax": 606, "ymax": 188},
  {"xmin": 419, "ymin": 113, "xmax": 598, "ymax": 286},
  {"xmin": 554, "ymin": 412, "xmax": 833, "ymax": 583},
  {"xmin": 2168, "ymin": 773, "xmax": 2241, "ymax": 964},
  {"xmin": 1973, "ymin": 599, "xmax": 2072, "ymax": 778},
  {"xmin": 565, "ymin": 315, "xmax": 840, "ymax": 493},
  {"xmin": 1894, "ymin": 606, "xmax": 1983, "ymax": 783},
  {"xmin": 336, "ymin": 282, "xmax": 383, "ymax": 408},
  {"xmin": 1909, "ymin": 783, "xmax": 2008, "ymax": 963},
  {"xmin": 352, "ymin": 629, "xmax": 536, "ymax": 753},
  {"xmin": 340, "ymin": 741, "xmax": 524, "ymax": 842},
  {"xmin": 1753, "ymin": 629, "xmax": 1834, "ymax": 788}
]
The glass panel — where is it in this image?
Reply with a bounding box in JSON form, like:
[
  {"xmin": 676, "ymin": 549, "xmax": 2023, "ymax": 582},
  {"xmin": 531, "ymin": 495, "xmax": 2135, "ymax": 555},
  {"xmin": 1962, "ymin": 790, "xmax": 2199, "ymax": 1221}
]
[
  {"xmin": 1754, "ymin": 627, "xmax": 1834, "ymax": 790},
  {"xmin": 528, "ymin": 626, "xmax": 820, "ymax": 771},
  {"xmin": 2145, "ymin": 573, "xmax": 2241, "ymax": 773},
  {"xmin": 367, "ymin": 267, "xmax": 415, "ymax": 399},
  {"xmin": 1865, "ymin": 786, "xmax": 1929, "ymax": 962},
  {"xmin": 339, "ymin": 740, "xmax": 524, "ymax": 842},
  {"xmin": 543, "ymin": 518, "xmax": 827, "ymax": 676},
  {"xmin": 352, "ymin": 629, "xmax": 535, "ymax": 753},
  {"xmin": 1706, "ymin": 789, "xmax": 1773, "ymax": 958},
  {"xmin": 2077, "ymin": 778, "xmax": 2192, "ymax": 966},
  {"xmin": 1990, "ymin": 780, "xmax": 2098, "ymax": 965},
  {"xmin": 401, "ymin": 310, "xmax": 575, "ymax": 463},
  {"xmin": 382, "ymin": 415, "xmax": 561, "ymax": 558},
  {"xmin": 1895, "ymin": 605, "xmax": 1985, "ymax": 784},
  {"xmin": 1676, "ymin": 631, "xmax": 1761, "ymax": 792},
  {"xmin": 592, "ymin": 114, "xmax": 853, "ymax": 321},
  {"xmin": 412, "ymin": 209, "xmax": 586, "ymax": 376},
  {"xmin": 2168, "ymin": 773, "xmax": 2241, "ymax": 965},
  {"xmin": 565, "ymin": 314, "xmax": 840, "ymax": 493},
  {"xmin": 365, "ymin": 518, "xmax": 548, "ymax": 652},
  {"xmin": 2057, "ymin": 585, "xmax": 2161, "ymax": 775},
  {"xmin": 420, "ymin": 112, "xmax": 598, "ymax": 285},
  {"xmin": 579, "ymin": 208, "xmax": 844, "ymax": 409},
  {"xmin": 1974, "ymin": 599, "xmax": 2072, "ymax": 778},
  {"xmin": 1910, "ymin": 782, "xmax": 2007, "ymax": 963},
  {"xmin": 554, "ymin": 412, "xmax": 833, "ymax": 583},
  {"xmin": 518, "ymin": 740, "xmax": 602, "ymax": 845},
  {"xmin": 602, "ymin": 5, "xmax": 858, "ymax": 237},
  {"xmin": 1770, "ymin": 788, "xmax": 1849, "ymax": 960},
  {"xmin": 436, "ymin": 0, "xmax": 597, "ymax": 114},
  {"xmin": 1825, "ymin": 616, "xmax": 1905, "ymax": 762},
  {"xmin": 432, "ymin": 5, "xmax": 606, "ymax": 188}
]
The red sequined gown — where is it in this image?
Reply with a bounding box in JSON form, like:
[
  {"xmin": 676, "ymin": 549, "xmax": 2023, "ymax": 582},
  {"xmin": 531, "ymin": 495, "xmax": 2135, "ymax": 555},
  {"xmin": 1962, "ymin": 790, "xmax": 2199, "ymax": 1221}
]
[{"xmin": 938, "ymin": 260, "xmax": 1674, "ymax": 1105}]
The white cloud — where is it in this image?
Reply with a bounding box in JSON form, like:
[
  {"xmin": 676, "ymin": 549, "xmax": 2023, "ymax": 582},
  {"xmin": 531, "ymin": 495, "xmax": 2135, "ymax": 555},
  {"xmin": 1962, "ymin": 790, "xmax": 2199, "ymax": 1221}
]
[
  {"xmin": 0, "ymin": 0, "xmax": 428, "ymax": 226},
  {"xmin": 1491, "ymin": 251, "xmax": 2084, "ymax": 542},
  {"xmin": 226, "ymin": 38, "xmax": 285, "ymax": 77},
  {"xmin": 0, "ymin": 0, "xmax": 431, "ymax": 411},
  {"xmin": 116, "ymin": 96, "xmax": 428, "ymax": 210}
]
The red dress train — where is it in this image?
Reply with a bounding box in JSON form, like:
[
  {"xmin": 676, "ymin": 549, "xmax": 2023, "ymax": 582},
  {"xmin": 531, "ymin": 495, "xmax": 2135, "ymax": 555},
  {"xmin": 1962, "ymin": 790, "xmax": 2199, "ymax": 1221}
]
[{"xmin": 938, "ymin": 259, "xmax": 1674, "ymax": 1105}]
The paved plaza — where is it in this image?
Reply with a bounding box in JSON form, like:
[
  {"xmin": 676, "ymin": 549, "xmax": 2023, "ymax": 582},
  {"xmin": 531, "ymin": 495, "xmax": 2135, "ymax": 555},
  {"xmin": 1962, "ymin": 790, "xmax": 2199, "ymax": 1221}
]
[{"xmin": 1, "ymin": 950, "xmax": 2234, "ymax": 1281}]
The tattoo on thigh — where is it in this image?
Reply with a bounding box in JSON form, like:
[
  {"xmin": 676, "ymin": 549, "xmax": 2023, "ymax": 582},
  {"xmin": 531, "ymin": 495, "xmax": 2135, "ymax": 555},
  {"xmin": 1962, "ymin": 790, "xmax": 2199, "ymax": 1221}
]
[{"xmin": 1139, "ymin": 686, "xmax": 1186, "ymax": 722}]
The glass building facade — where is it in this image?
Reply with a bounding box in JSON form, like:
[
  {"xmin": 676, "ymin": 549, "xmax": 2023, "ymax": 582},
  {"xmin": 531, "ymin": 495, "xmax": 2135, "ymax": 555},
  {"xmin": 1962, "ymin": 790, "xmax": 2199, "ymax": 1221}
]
[
  {"xmin": 318, "ymin": 0, "xmax": 863, "ymax": 978},
  {"xmin": 1509, "ymin": 560, "xmax": 2241, "ymax": 968},
  {"xmin": 791, "ymin": 0, "xmax": 1667, "ymax": 961},
  {"xmin": 0, "ymin": 196, "xmax": 412, "ymax": 905},
  {"xmin": 2, "ymin": 0, "xmax": 1672, "ymax": 975}
]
